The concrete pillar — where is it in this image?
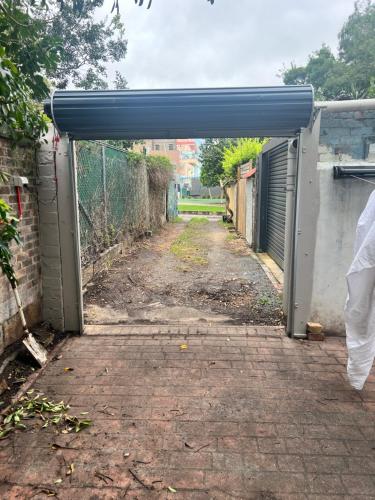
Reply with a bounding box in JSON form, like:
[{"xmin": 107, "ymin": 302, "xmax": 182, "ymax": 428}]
[
  {"xmin": 287, "ymin": 112, "xmax": 322, "ymax": 338},
  {"xmin": 37, "ymin": 127, "xmax": 83, "ymax": 333}
]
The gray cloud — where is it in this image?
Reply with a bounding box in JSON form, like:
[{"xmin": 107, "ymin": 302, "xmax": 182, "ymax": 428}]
[{"xmin": 101, "ymin": 0, "xmax": 355, "ymax": 89}]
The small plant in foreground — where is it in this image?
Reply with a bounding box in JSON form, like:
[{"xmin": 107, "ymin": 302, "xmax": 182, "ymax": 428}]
[
  {"xmin": 171, "ymin": 216, "xmax": 184, "ymax": 223},
  {"xmin": 259, "ymin": 295, "xmax": 271, "ymax": 306}
]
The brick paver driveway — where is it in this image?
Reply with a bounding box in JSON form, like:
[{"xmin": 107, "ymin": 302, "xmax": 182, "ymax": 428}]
[{"xmin": 1, "ymin": 325, "xmax": 375, "ymax": 499}]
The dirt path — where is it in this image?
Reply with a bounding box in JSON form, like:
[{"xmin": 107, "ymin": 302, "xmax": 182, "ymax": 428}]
[{"xmin": 84, "ymin": 217, "xmax": 283, "ymax": 326}]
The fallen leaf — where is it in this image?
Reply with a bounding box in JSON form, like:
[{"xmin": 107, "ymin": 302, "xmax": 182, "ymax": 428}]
[
  {"xmin": 64, "ymin": 368, "xmax": 74, "ymax": 372},
  {"xmin": 39, "ymin": 489, "xmax": 57, "ymax": 497},
  {"xmin": 168, "ymin": 486, "xmax": 177, "ymax": 493},
  {"xmin": 179, "ymin": 344, "xmax": 188, "ymax": 350},
  {"xmin": 0, "ymin": 378, "xmax": 10, "ymax": 394},
  {"xmin": 66, "ymin": 463, "xmax": 75, "ymax": 476},
  {"xmin": 54, "ymin": 479, "xmax": 63, "ymax": 484}
]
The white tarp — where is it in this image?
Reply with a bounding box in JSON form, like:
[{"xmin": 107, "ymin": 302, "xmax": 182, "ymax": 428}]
[{"xmin": 345, "ymin": 190, "xmax": 375, "ymax": 390}]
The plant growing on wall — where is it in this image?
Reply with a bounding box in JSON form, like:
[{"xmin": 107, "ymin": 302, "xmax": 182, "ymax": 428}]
[
  {"xmin": 146, "ymin": 155, "xmax": 174, "ymax": 191},
  {"xmin": 0, "ymin": 198, "xmax": 21, "ymax": 288}
]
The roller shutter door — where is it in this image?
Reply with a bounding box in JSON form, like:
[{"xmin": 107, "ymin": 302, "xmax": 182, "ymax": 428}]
[{"xmin": 265, "ymin": 142, "xmax": 288, "ymax": 269}]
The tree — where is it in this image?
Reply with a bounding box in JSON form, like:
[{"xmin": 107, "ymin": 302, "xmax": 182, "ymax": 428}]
[
  {"xmin": 339, "ymin": 0, "xmax": 375, "ymax": 97},
  {"xmin": 114, "ymin": 71, "xmax": 128, "ymax": 90},
  {"xmin": 199, "ymin": 139, "xmax": 234, "ymax": 187},
  {"xmin": 281, "ymin": 1, "xmax": 375, "ymax": 100},
  {"xmin": 111, "ymin": 0, "xmax": 214, "ymax": 12},
  {"xmin": 1, "ymin": 1, "xmax": 127, "ymax": 93},
  {"xmin": 39, "ymin": 2, "xmax": 127, "ymax": 90},
  {"xmin": 0, "ymin": 45, "xmax": 50, "ymax": 142},
  {"xmin": 0, "ymin": 1, "xmax": 59, "ymax": 101}
]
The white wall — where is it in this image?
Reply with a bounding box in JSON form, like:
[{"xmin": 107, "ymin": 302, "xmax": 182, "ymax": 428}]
[{"xmin": 310, "ymin": 161, "xmax": 374, "ymax": 333}]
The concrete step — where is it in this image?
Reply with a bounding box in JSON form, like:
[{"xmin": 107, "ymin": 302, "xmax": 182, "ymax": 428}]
[{"xmin": 84, "ymin": 323, "xmax": 285, "ymax": 338}]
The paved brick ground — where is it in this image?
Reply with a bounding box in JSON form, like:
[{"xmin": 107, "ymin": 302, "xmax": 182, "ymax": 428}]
[{"xmin": 1, "ymin": 325, "xmax": 375, "ymax": 499}]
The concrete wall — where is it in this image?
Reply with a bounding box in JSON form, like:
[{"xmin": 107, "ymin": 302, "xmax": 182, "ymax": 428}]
[
  {"xmin": 310, "ymin": 109, "xmax": 375, "ymax": 334},
  {"xmin": 0, "ymin": 137, "xmax": 42, "ymax": 352},
  {"xmin": 37, "ymin": 130, "xmax": 82, "ymax": 333},
  {"xmin": 37, "ymin": 129, "xmax": 64, "ymax": 331}
]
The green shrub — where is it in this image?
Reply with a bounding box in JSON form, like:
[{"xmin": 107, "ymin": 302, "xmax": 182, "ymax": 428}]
[
  {"xmin": 146, "ymin": 155, "xmax": 174, "ymax": 190},
  {"xmin": 222, "ymin": 138, "xmax": 268, "ymax": 180}
]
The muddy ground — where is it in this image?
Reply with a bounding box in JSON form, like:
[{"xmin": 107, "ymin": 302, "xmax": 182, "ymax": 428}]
[{"xmin": 84, "ymin": 217, "xmax": 283, "ymax": 326}]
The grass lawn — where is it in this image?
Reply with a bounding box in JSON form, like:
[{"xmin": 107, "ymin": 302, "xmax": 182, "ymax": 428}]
[
  {"xmin": 179, "ymin": 198, "xmax": 224, "ymax": 205},
  {"xmin": 178, "ymin": 203, "xmax": 225, "ymax": 213}
]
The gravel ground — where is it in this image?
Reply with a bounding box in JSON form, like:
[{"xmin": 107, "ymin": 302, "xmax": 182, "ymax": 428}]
[{"xmin": 84, "ymin": 218, "xmax": 283, "ymax": 326}]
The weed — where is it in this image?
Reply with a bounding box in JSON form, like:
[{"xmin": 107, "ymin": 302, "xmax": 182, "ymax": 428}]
[
  {"xmin": 218, "ymin": 220, "xmax": 234, "ymax": 229},
  {"xmin": 258, "ymin": 295, "xmax": 271, "ymax": 306},
  {"xmin": 226, "ymin": 232, "xmax": 238, "ymax": 241},
  {"xmin": 170, "ymin": 216, "xmax": 184, "ymax": 223},
  {"xmin": 187, "ymin": 217, "xmax": 209, "ymax": 226},
  {"xmin": 171, "ymin": 217, "xmax": 209, "ymax": 266}
]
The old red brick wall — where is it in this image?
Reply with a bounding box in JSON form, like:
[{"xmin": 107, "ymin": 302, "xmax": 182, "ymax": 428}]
[{"xmin": 0, "ymin": 136, "xmax": 42, "ymax": 353}]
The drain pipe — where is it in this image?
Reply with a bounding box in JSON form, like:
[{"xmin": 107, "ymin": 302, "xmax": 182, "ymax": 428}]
[
  {"xmin": 316, "ymin": 99, "xmax": 375, "ymax": 112},
  {"xmin": 286, "ymin": 134, "xmax": 302, "ymax": 337}
]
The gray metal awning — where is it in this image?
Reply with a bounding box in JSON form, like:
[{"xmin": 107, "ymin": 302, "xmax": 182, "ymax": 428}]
[{"xmin": 45, "ymin": 85, "xmax": 314, "ymax": 140}]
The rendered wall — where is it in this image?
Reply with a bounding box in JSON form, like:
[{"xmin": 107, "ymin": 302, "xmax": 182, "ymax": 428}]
[{"xmin": 310, "ymin": 109, "xmax": 375, "ymax": 334}]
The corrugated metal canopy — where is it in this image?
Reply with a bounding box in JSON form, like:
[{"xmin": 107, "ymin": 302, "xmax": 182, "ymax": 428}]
[{"xmin": 45, "ymin": 85, "xmax": 314, "ymax": 140}]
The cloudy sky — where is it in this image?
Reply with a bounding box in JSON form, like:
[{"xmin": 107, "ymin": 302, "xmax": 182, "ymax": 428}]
[{"xmin": 102, "ymin": 0, "xmax": 355, "ymax": 89}]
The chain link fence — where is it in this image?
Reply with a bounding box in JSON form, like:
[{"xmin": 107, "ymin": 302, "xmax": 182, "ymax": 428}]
[{"xmin": 76, "ymin": 141, "xmax": 156, "ymax": 266}]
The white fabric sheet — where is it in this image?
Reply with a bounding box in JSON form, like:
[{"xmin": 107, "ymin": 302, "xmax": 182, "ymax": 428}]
[{"xmin": 345, "ymin": 190, "xmax": 375, "ymax": 390}]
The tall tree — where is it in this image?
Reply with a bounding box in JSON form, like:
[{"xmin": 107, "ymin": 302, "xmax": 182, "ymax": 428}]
[
  {"xmin": 111, "ymin": 0, "xmax": 214, "ymax": 12},
  {"xmin": 281, "ymin": 1, "xmax": 375, "ymax": 100},
  {"xmin": 1, "ymin": 1, "xmax": 128, "ymax": 94},
  {"xmin": 200, "ymin": 139, "xmax": 234, "ymax": 187},
  {"xmin": 339, "ymin": 0, "xmax": 375, "ymax": 97}
]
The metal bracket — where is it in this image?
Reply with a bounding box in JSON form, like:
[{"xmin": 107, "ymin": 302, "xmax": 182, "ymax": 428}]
[{"xmin": 333, "ymin": 166, "xmax": 375, "ymax": 179}]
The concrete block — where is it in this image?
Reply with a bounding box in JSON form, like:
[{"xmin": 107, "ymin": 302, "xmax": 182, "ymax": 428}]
[
  {"xmin": 42, "ymin": 244, "xmax": 61, "ymax": 258},
  {"xmin": 350, "ymin": 127, "xmax": 374, "ymax": 137},
  {"xmin": 39, "ymin": 223, "xmax": 60, "ymax": 243},
  {"xmin": 37, "ymin": 163, "xmax": 55, "ymax": 177},
  {"xmin": 38, "ymin": 188, "xmax": 58, "ymax": 206},
  {"xmin": 39, "ymin": 176, "xmax": 58, "ymax": 190},
  {"xmin": 39, "ymin": 210, "xmax": 59, "ymax": 225}
]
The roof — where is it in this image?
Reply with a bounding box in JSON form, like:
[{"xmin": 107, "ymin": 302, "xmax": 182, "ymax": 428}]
[{"xmin": 45, "ymin": 85, "xmax": 314, "ymax": 140}]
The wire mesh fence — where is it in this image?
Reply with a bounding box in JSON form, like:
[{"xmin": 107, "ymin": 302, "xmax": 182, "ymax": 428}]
[{"xmin": 76, "ymin": 141, "xmax": 150, "ymax": 266}]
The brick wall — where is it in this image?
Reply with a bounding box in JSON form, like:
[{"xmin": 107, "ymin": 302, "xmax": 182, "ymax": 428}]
[{"xmin": 0, "ymin": 136, "xmax": 42, "ymax": 353}]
